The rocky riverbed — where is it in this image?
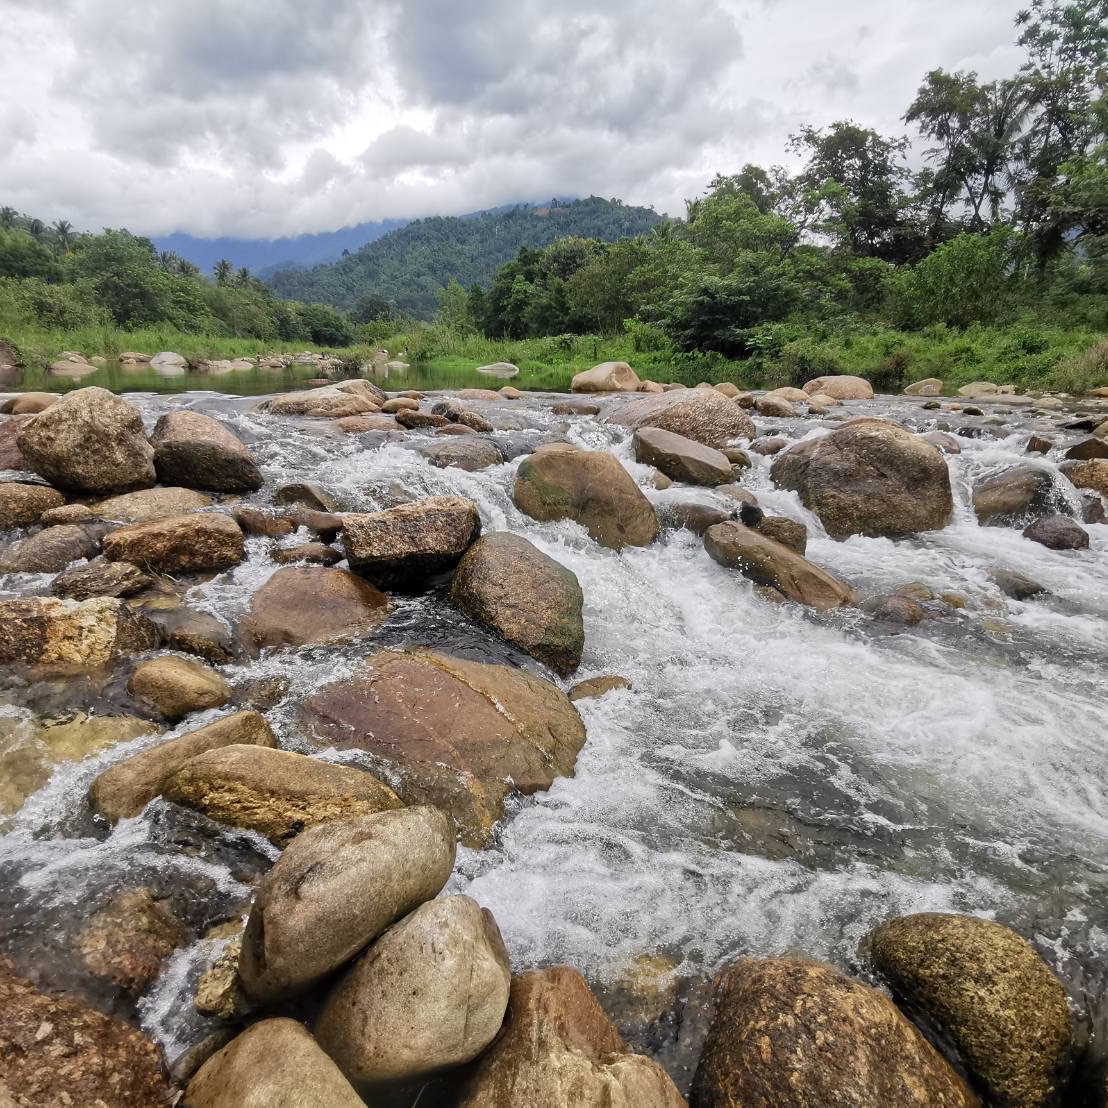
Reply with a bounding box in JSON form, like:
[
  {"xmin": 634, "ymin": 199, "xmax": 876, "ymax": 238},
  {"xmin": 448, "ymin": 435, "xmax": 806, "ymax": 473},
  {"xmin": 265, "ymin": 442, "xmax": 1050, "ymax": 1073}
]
[{"xmin": 1, "ymin": 371, "xmax": 1107, "ymax": 1106}]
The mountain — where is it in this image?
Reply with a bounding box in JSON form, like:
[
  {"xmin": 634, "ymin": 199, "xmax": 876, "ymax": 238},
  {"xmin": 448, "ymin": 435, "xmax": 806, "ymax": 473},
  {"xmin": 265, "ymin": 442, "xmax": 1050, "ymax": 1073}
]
[
  {"xmin": 151, "ymin": 218, "xmax": 409, "ymax": 279},
  {"xmin": 265, "ymin": 197, "xmax": 663, "ymax": 317}
]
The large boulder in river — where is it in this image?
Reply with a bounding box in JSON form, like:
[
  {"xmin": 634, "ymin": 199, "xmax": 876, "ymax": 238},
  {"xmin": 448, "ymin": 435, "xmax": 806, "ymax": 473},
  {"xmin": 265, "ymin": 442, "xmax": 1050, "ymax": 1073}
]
[
  {"xmin": 1022, "ymin": 513, "xmax": 1089, "ymax": 550},
  {"xmin": 0, "ymin": 414, "xmax": 33, "ymax": 470},
  {"xmin": 571, "ymin": 361, "xmax": 641, "ymax": 392},
  {"xmin": 239, "ymin": 566, "xmax": 391, "ymax": 651},
  {"xmin": 239, "ymin": 806, "xmax": 455, "ymax": 1003},
  {"xmin": 0, "ymin": 595, "xmax": 158, "ymax": 669},
  {"xmin": 0, "ymin": 522, "xmax": 101, "ymax": 572},
  {"xmin": 51, "ymin": 560, "xmax": 152, "ymax": 601},
  {"xmin": 262, "ymin": 380, "xmax": 386, "ymax": 416},
  {"xmin": 0, "ymin": 481, "xmax": 64, "ymax": 528},
  {"xmin": 314, "ymin": 895, "xmax": 511, "ymax": 1087},
  {"xmin": 88, "ymin": 709, "xmax": 276, "ymax": 823},
  {"xmin": 303, "ymin": 647, "xmax": 586, "ymax": 846},
  {"xmin": 633, "ymin": 427, "xmax": 732, "ymax": 486},
  {"xmin": 128, "ymin": 656, "xmax": 231, "ymax": 720},
  {"xmin": 690, "ymin": 957, "xmax": 979, "ymax": 1108},
  {"xmin": 103, "ymin": 512, "xmax": 244, "ymax": 573},
  {"xmin": 163, "ymin": 744, "xmax": 402, "ymax": 844},
  {"xmin": 704, "ymin": 522, "xmax": 853, "ymax": 611},
  {"xmin": 16, "ymin": 387, "xmax": 156, "ymax": 493},
  {"xmin": 150, "ymin": 410, "xmax": 263, "ymax": 493},
  {"xmin": 449, "ymin": 532, "xmax": 584, "ymax": 676},
  {"xmin": 93, "ymin": 486, "xmax": 212, "ymax": 522},
  {"xmin": 185, "ymin": 1019, "xmax": 364, "ymax": 1108},
  {"xmin": 342, "ymin": 496, "xmax": 481, "ymax": 589},
  {"xmin": 972, "ymin": 464, "xmax": 1064, "ymax": 525},
  {"xmin": 0, "ymin": 957, "xmax": 173, "ymax": 1108},
  {"xmin": 459, "ymin": 966, "xmax": 685, "ymax": 1108},
  {"xmin": 869, "ymin": 913, "xmax": 1072, "ymax": 1108},
  {"xmin": 608, "ymin": 389, "xmax": 754, "ymax": 448},
  {"xmin": 802, "ymin": 374, "xmax": 874, "ymax": 400},
  {"xmin": 513, "ymin": 444, "xmax": 658, "ymax": 550},
  {"xmin": 1060, "ymin": 458, "xmax": 1108, "ymax": 497},
  {"xmin": 770, "ymin": 419, "xmax": 953, "ymax": 540}
]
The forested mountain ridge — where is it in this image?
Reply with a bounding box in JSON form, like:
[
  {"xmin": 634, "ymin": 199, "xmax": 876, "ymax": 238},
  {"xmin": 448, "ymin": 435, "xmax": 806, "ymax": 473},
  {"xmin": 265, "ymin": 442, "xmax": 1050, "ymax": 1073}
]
[{"xmin": 265, "ymin": 198, "xmax": 663, "ymax": 317}]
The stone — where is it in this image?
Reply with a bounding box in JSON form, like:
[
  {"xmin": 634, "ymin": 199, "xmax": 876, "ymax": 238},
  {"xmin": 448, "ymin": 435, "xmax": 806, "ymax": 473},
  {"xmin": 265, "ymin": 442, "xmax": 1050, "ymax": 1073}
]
[
  {"xmin": 273, "ymin": 481, "xmax": 341, "ymax": 512},
  {"xmin": 513, "ymin": 444, "xmax": 658, "ymax": 550},
  {"xmin": 991, "ymin": 569, "xmax": 1047, "ymax": 600},
  {"xmin": 1061, "ymin": 458, "xmax": 1108, "ymax": 497},
  {"xmin": 754, "ymin": 515, "xmax": 807, "ymax": 555},
  {"xmin": 342, "ymin": 496, "xmax": 481, "ymax": 588},
  {"xmin": 239, "ymin": 806, "xmax": 455, "ymax": 1003},
  {"xmin": 239, "ymin": 566, "xmax": 390, "ymax": 651},
  {"xmin": 88, "ymin": 710, "xmax": 277, "ymax": 823},
  {"xmin": 571, "ymin": 361, "xmax": 641, "ymax": 392},
  {"xmin": 755, "ymin": 394, "xmax": 797, "ymax": 417},
  {"xmin": 690, "ymin": 957, "xmax": 979, "ymax": 1108},
  {"xmin": 39, "ymin": 503, "xmax": 93, "ymax": 525},
  {"xmin": 750, "ymin": 436, "xmax": 787, "ymax": 456},
  {"xmin": 552, "ymin": 401, "xmax": 600, "ymax": 416},
  {"xmin": 77, "ymin": 887, "xmax": 188, "ymax": 995},
  {"xmin": 500, "ymin": 385, "xmax": 523, "ymax": 398},
  {"xmin": 431, "ymin": 400, "xmax": 495, "ymax": 432},
  {"xmin": 0, "ymin": 414, "xmax": 32, "ymax": 470},
  {"xmin": 658, "ymin": 500, "xmax": 733, "ymax": 535},
  {"xmin": 1022, "ymin": 514, "xmax": 1089, "ymax": 550},
  {"xmin": 609, "ymin": 389, "xmax": 754, "ymax": 448},
  {"xmin": 771, "ymin": 419, "xmax": 953, "ymax": 540},
  {"xmin": 185, "ymin": 1019, "xmax": 365, "ymax": 1108},
  {"xmin": 128, "ymin": 656, "xmax": 231, "ymax": 720},
  {"xmin": 869, "ymin": 913, "xmax": 1073, "ymax": 1108},
  {"xmin": 262, "ymin": 381, "xmax": 386, "ymax": 416},
  {"xmin": 303, "ymin": 648, "xmax": 586, "ymax": 847},
  {"xmin": 957, "ymin": 381, "xmax": 1001, "ymax": 398},
  {"xmin": 194, "ymin": 936, "xmax": 250, "ymax": 1022},
  {"xmin": 476, "ymin": 361, "xmax": 520, "ymax": 379},
  {"xmin": 459, "ymin": 967, "xmax": 685, "ymax": 1108},
  {"xmin": 0, "ymin": 596, "xmax": 158, "ymax": 669},
  {"xmin": 0, "ymin": 482, "xmax": 64, "ymax": 528},
  {"xmin": 151, "ymin": 351, "xmax": 186, "ymax": 370},
  {"xmin": 704, "ymin": 523, "xmax": 854, "ymax": 612},
  {"xmin": 450, "ymin": 532, "xmax": 584, "ymax": 676},
  {"xmin": 381, "ymin": 397, "xmax": 419, "ymax": 413},
  {"xmin": 802, "ymin": 374, "xmax": 874, "ymax": 400},
  {"xmin": 270, "ymin": 541, "xmax": 340, "ymax": 566},
  {"xmin": 314, "ymin": 896, "xmax": 511, "ymax": 1087},
  {"xmin": 396, "ymin": 409, "xmax": 447, "ymax": 429},
  {"xmin": 905, "ymin": 378, "xmax": 943, "ymax": 396},
  {"xmin": 1, "ymin": 392, "xmax": 56, "ymax": 415},
  {"xmin": 424, "ymin": 437, "xmax": 503, "ymax": 472},
  {"xmin": 16, "ymin": 386, "xmax": 156, "ymax": 494},
  {"xmin": 163, "ymin": 745, "xmax": 402, "ymax": 845},
  {"xmin": 869, "ymin": 595, "xmax": 926, "ymax": 625},
  {"xmin": 972, "ymin": 465, "xmax": 1062, "ymax": 525},
  {"xmin": 233, "ymin": 507, "xmax": 294, "ymax": 538},
  {"xmin": 0, "ymin": 522, "xmax": 101, "ymax": 572},
  {"xmin": 283, "ymin": 508, "xmax": 343, "ymax": 541},
  {"xmin": 0, "ymin": 957, "xmax": 173, "ymax": 1108},
  {"xmin": 569, "ymin": 675, "xmax": 632, "ymax": 701},
  {"xmin": 456, "ymin": 388, "xmax": 502, "ymax": 400},
  {"xmin": 150, "ymin": 410, "xmax": 263, "ymax": 493},
  {"xmin": 633, "ymin": 427, "xmax": 732, "ymax": 486},
  {"xmin": 335, "ymin": 414, "xmax": 397, "ymax": 433},
  {"xmin": 921, "ymin": 431, "xmax": 962, "ymax": 454},
  {"xmin": 1026, "ymin": 435, "xmax": 1052, "ymax": 454},
  {"xmin": 149, "ymin": 607, "xmax": 236, "ymax": 664},
  {"xmin": 103, "ymin": 512, "xmax": 244, "ymax": 573},
  {"xmin": 93, "ymin": 486, "xmax": 212, "ymax": 522}
]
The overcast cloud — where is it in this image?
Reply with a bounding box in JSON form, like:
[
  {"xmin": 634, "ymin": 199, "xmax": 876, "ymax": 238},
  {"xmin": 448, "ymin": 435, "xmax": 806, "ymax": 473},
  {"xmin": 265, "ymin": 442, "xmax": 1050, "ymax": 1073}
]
[{"xmin": 0, "ymin": 0, "xmax": 1024, "ymax": 237}]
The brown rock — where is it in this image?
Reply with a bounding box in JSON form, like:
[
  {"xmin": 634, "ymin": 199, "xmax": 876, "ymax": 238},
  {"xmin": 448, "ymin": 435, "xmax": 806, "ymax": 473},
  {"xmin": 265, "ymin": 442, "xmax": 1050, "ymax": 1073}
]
[
  {"xmin": 0, "ymin": 522, "xmax": 101, "ymax": 572},
  {"xmin": 552, "ymin": 401, "xmax": 600, "ymax": 416},
  {"xmin": 571, "ymin": 361, "xmax": 641, "ymax": 392},
  {"xmin": 659, "ymin": 500, "xmax": 733, "ymax": 535},
  {"xmin": 381, "ymin": 397, "xmax": 419, "ymax": 413},
  {"xmin": 633, "ymin": 427, "xmax": 732, "ymax": 486},
  {"xmin": 270, "ymin": 541, "xmax": 340, "ymax": 565},
  {"xmin": 0, "ymin": 415, "xmax": 33, "ymax": 470},
  {"xmin": 608, "ymin": 389, "xmax": 755, "ymax": 448},
  {"xmin": 0, "ymin": 482, "xmax": 64, "ymax": 528},
  {"xmin": 396, "ymin": 409, "xmax": 448, "ymax": 429},
  {"xmin": 262, "ymin": 381, "xmax": 385, "ymax": 416},
  {"xmin": 802, "ymin": 374, "xmax": 875, "ymax": 400},
  {"xmin": 1060, "ymin": 458, "xmax": 1108, "ymax": 497},
  {"xmin": 150, "ymin": 410, "xmax": 263, "ymax": 493},
  {"xmin": 148, "ymin": 607, "xmax": 236, "ymax": 664},
  {"xmin": 1064, "ymin": 437, "xmax": 1108, "ymax": 461},
  {"xmin": 424, "ymin": 437, "xmax": 503, "ymax": 471},
  {"xmin": 233, "ymin": 507, "xmax": 294, "ymax": 538},
  {"xmin": 39, "ymin": 502, "xmax": 93, "ymax": 525},
  {"xmin": 569, "ymin": 674, "xmax": 632, "ymax": 701},
  {"xmin": 94, "ymin": 486, "xmax": 213, "ymax": 522},
  {"xmin": 128, "ymin": 656, "xmax": 231, "ymax": 720},
  {"xmin": 273, "ymin": 481, "xmax": 341, "ymax": 512},
  {"xmin": 104, "ymin": 512, "xmax": 244, "ymax": 573},
  {"xmin": 1022, "ymin": 514, "xmax": 1089, "ymax": 549},
  {"xmin": 2, "ymin": 392, "xmax": 56, "ymax": 415},
  {"xmin": 972, "ymin": 465, "xmax": 1061, "ymax": 525},
  {"xmin": 755, "ymin": 394, "xmax": 796, "ymax": 417},
  {"xmin": 754, "ymin": 515, "xmax": 807, "ymax": 554},
  {"xmin": 869, "ymin": 595, "xmax": 926, "ymax": 624},
  {"xmin": 1026, "ymin": 435, "xmax": 1052, "ymax": 454},
  {"xmin": 335, "ymin": 414, "xmax": 398, "ymax": 433}
]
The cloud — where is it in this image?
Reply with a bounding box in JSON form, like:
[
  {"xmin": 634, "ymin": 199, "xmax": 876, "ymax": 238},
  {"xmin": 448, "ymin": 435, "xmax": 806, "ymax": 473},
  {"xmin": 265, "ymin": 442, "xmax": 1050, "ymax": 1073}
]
[{"xmin": 0, "ymin": 0, "xmax": 1025, "ymax": 237}]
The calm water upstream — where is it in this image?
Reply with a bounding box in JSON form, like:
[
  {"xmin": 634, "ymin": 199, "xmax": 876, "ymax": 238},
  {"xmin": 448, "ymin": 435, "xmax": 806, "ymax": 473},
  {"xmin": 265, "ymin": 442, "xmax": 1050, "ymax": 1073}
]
[{"xmin": 2, "ymin": 382, "xmax": 1107, "ymax": 1090}]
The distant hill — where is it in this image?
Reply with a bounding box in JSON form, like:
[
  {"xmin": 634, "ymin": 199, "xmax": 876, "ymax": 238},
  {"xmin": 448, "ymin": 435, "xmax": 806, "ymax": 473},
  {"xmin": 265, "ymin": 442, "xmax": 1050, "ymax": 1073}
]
[
  {"xmin": 266, "ymin": 197, "xmax": 663, "ymax": 317},
  {"xmin": 152, "ymin": 218, "xmax": 409, "ymax": 279}
]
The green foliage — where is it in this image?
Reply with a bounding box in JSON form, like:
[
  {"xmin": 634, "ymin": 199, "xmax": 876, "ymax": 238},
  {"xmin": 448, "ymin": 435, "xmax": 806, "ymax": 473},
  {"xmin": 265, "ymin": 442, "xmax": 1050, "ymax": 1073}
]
[{"xmin": 0, "ymin": 229, "xmax": 62, "ymax": 281}]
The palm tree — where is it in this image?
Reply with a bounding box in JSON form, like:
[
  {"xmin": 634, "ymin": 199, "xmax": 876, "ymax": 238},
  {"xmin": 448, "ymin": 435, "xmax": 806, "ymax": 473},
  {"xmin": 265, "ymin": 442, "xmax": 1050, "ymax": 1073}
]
[
  {"xmin": 213, "ymin": 258, "xmax": 233, "ymax": 285},
  {"xmin": 236, "ymin": 266, "xmax": 251, "ymax": 287},
  {"xmin": 53, "ymin": 220, "xmax": 74, "ymax": 253},
  {"xmin": 0, "ymin": 207, "xmax": 17, "ymax": 229}
]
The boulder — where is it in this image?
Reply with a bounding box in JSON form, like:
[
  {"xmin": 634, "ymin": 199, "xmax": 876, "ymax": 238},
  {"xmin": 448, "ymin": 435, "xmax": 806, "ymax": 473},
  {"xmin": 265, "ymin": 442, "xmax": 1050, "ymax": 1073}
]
[
  {"xmin": 431, "ymin": 400, "xmax": 495, "ymax": 432},
  {"xmin": 336, "ymin": 414, "xmax": 398, "ymax": 433},
  {"xmin": 93, "ymin": 486, "xmax": 213, "ymax": 522},
  {"xmin": 704, "ymin": 522, "xmax": 853, "ymax": 611},
  {"xmin": 449, "ymin": 532, "xmax": 584, "ymax": 676},
  {"xmin": 381, "ymin": 397, "xmax": 418, "ymax": 413},
  {"xmin": 149, "ymin": 607, "xmax": 236, "ymax": 665},
  {"xmin": 1, "ymin": 392, "xmax": 56, "ymax": 415},
  {"xmin": 1060, "ymin": 458, "xmax": 1108, "ymax": 497},
  {"xmin": 0, "ymin": 596, "xmax": 157, "ymax": 668},
  {"xmin": 270, "ymin": 541, "xmax": 340, "ymax": 566},
  {"xmin": 755, "ymin": 395, "xmax": 797, "ymax": 417},
  {"xmin": 754, "ymin": 515, "xmax": 807, "ymax": 555},
  {"xmin": 150, "ymin": 410, "xmax": 263, "ymax": 493},
  {"xmin": 342, "ymin": 496, "xmax": 481, "ymax": 588},
  {"xmin": 632, "ymin": 427, "xmax": 731, "ymax": 486},
  {"xmin": 476, "ymin": 361, "xmax": 520, "ymax": 379},
  {"xmin": 770, "ymin": 419, "xmax": 953, "ymax": 540},
  {"xmin": 239, "ymin": 806, "xmax": 455, "ymax": 1003},
  {"xmin": 103, "ymin": 512, "xmax": 244, "ymax": 573},
  {"xmin": 239, "ymin": 566, "xmax": 390, "ymax": 651},
  {"xmin": 0, "ymin": 414, "xmax": 33, "ymax": 470},
  {"xmin": 459, "ymin": 966, "xmax": 685, "ymax": 1108},
  {"xmin": 423, "ymin": 437, "xmax": 503, "ymax": 472},
  {"xmin": 991, "ymin": 569, "xmax": 1047, "ymax": 601},
  {"xmin": 869, "ymin": 913, "xmax": 1073, "ymax": 1108},
  {"xmin": 128, "ymin": 656, "xmax": 231, "ymax": 720},
  {"xmin": 314, "ymin": 896, "xmax": 511, "ymax": 1087},
  {"xmin": 868, "ymin": 595, "xmax": 926, "ymax": 625},
  {"xmin": 568, "ymin": 675, "xmax": 632, "ymax": 701},
  {"xmin": 905, "ymin": 378, "xmax": 943, "ymax": 396},
  {"xmin": 1063, "ymin": 437, "xmax": 1108, "ymax": 461},
  {"xmin": 456, "ymin": 388, "xmax": 502, "ymax": 400},
  {"xmin": 16, "ymin": 387, "xmax": 156, "ymax": 494},
  {"xmin": 513, "ymin": 444, "xmax": 658, "ymax": 550},
  {"xmin": 163, "ymin": 745, "xmax": 402, "ymax": 844},
  {"xmin": 690, "ymin": 957, "xmax": 979, "ymax": 1108},
  {"xmin": 273, "ymin": 481, "xmax": 341, "ymax": 512},
  {"xmin": 396, "ymin": 409, "xmax": 448, "ymax": 429},
  {"xmin": 1022, "ymin": 514, "xmax": 1089, "ymax": 550},
  {"xmin": 88, "ymin": 710, "xmax": 276, "ymax": 823},
  {"xmin": 500, "ymin": 386, "xmax": 522, "ymax": 398},
  {"xmin": 0, "ymin": 957, "xmax": 173, "ymax": 1108},
  {"xmin": 958, "ymin": 381, "xmax": 1000, "ymax": 398},
  {"xmin": 972, "ymin": 465, "xmax": 1062, "ymax": 525},
  {"xmin": 0, "ymin": 522, "xmax": 101, "ymax": 572},
  {"xmin": 262, "ymin": 381, "xmax": 386, "ymax": 416},
  {"xmin": 802, "ymin": 374, "xmax": 874, "ymax": 400},
  {"xmin": 185, "ymin": 1019, "xmax": 364, "ymax": 1108},
  {"xmin": 608, "ymin": 389, "xmax": 755, "ymax": 448},
  {"xmin": 0, "ymin": 482, "xmax": 64, "ymax": 528},
  {"xmin": 40, "ymin": 503, "xmax": 93, "ymax": 525},
  {"xmin": 302, "ymin": 648, "xmax": 586, "ymax": 847},
  {"xmin": 571, "ymin": 361, "xmax": 641, "ymax": 392},
  {"xmin": 658, "ymin": 500, "xmax": 733, "ymax": 535}
]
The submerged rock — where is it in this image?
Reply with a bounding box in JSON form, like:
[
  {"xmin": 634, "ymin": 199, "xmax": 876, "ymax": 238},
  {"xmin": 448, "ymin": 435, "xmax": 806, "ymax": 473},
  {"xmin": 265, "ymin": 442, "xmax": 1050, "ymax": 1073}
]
[
  {"xmin": 449, "ymin": 532, "xmax": 584, "ymax": 676},
  {"xmin": 869, "ymin": 913, "xmax": 1072, "ymax": 1108},
  {"xmin": 239, "ymin": 806, "xmax": 455, "ymax": 1003},
  {"xmin": 633, "ymin": 427, "xmax": 732, "ymax": 486},
  {"xmin": 690, "ymin": 957, "xmax": 979, "ymax": 1108},
  {"xmin": 423, "ymin": 436, "xmax": 503, "ymax": 471},
  {"xmin": 128, "ymin": 656, "xmax": 231, "ymax": 720},
  {"xmin": 103, "ymin": 512, "xmax": 245, "ymax": 573},
  {"xmin": 972, "ymin": 465, "xmax": 1062, "ymax": 526},
  {"xmin": 608, "ymin": 389, "xmax": 754, "ymax": 448},
  {"xmin": 150, "ymin": 410, "xmax": 263, "ymax": 493},
  {"xmin": 569, "ymin": 674, "xmax": 633, "ymax": 702},
  {"xmin": 314, "ymin": 895, "xmax": 511, "ymax": 1087},
  {"xmin": 1023, "ymin": 514, "xmax": 1089, "ymax": 550}
]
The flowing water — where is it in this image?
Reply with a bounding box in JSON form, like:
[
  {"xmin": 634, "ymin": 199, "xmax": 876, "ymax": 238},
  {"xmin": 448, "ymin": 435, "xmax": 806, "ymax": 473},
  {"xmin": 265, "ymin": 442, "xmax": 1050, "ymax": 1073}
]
[{"xmin": 2, "ymin": 385, "xmax": 1107, "ymax": 1092}]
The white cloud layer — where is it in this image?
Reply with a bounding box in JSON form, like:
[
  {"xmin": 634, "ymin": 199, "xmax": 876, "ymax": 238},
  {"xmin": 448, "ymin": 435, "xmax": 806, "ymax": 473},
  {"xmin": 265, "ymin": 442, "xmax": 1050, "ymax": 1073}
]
[{"xmin": 0, "ymin": 0, "xmax": 1024, "ymax": 237}]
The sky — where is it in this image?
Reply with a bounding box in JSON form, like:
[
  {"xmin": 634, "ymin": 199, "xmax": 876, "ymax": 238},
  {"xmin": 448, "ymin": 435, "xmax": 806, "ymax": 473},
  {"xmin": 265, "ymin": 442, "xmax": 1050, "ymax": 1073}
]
[{"xmin": 1, "ymin": 0, "xmax": 1026, "ymax": 239}]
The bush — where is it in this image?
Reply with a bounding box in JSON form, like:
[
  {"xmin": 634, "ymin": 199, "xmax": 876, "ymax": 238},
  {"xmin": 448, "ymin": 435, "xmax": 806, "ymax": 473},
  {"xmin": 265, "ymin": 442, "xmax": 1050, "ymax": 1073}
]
[{"xmin": 1049, "ymin": 338, "xmax": 1108, "ymax": 393}]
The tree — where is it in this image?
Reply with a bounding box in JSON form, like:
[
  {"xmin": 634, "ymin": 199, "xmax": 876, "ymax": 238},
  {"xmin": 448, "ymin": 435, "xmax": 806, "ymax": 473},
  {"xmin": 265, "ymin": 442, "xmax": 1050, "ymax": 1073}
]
[
  {"xmin": 0, "ymin": 207, "xmax": 17, "ymax": 229},
  {"xmin": 298, "ymin": 303, "xmax": 354, "ymax": 346},
  {"xmin": 0, "ymin": 228, "xmax": 63, "ymax": 281},
  {"xmin": 52, "ymin": 220, "xmax": 75, "ymax": 253},
  {"xmin": 213, "ymin": 258, "xmax": 234, "ymax": 285},
  {"xmin": 26, "ymin": 218, "xmax": 46, "ymax": 241}
]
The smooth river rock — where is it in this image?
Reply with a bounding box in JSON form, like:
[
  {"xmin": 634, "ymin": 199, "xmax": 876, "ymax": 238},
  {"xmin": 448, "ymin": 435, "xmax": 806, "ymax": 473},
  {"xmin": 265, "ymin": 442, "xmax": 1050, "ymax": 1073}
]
[
  {"xmin": 51, "ymin": 559, "xmax": 152, "ymax": 600},
  {"xmin": 608, "ymin": 388, "xmax": 755, "ymax": 448},
  {"xmin": 972, "ymin": 464, "xmax": 1062, "ymax": 525},
  {"xmin": 802, "ymin": 374, "xmax": 874, "ymax": 400},
  {"xmin": 127, "ymin": 655, "xmax": 231, "ymax": 720},
  {"xmin": 0, "ymin": 481, "xmax": 64, "ymax": 528},
  {"xmin": 93, "ymin": 486, "xmax": 213, "ymax": 522},
  {"xmin": 632, "ymin": 426, "xmax": 732, "ymax": 486},
  {"xmin": 571, "ymin": 361, "xmax": 641, "ymax": 392},
  {"xmin": 150, "ymin": 409, "xmax": 263, "ymax": 493},
  {"xmin": 103, "ymin": 512, "xmax": 245, "ymax": 573}
]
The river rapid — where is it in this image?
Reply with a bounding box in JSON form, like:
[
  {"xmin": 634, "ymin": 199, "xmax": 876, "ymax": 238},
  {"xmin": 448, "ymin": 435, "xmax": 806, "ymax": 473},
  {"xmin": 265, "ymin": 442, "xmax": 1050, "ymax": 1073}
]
[{"xmin": 2, "ymin": 384, "xmax": 1107, "ymax": 1093}]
